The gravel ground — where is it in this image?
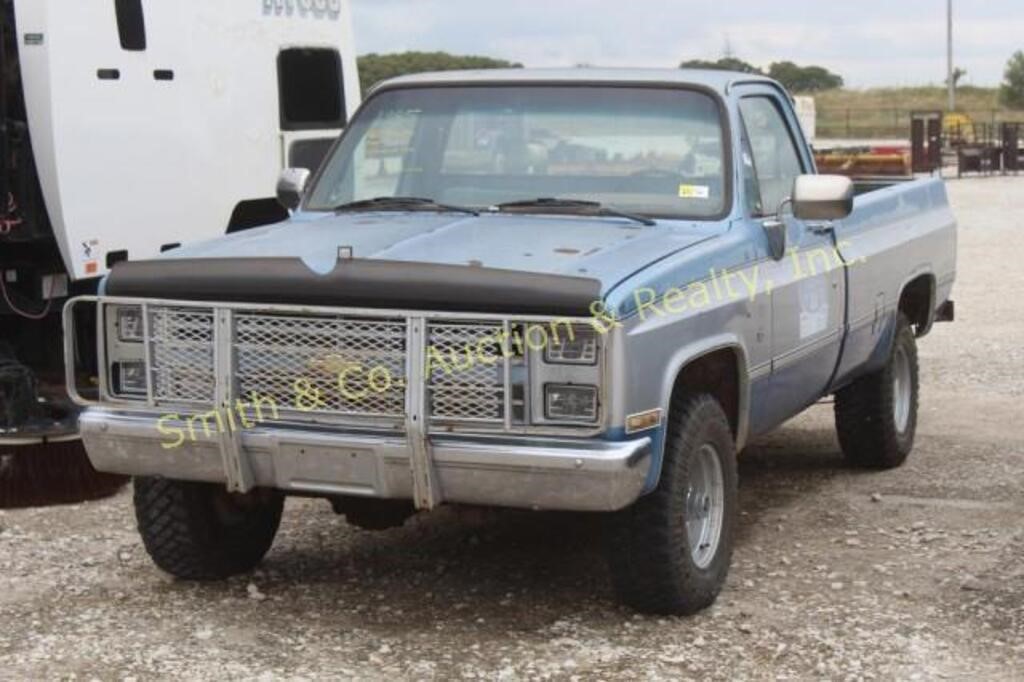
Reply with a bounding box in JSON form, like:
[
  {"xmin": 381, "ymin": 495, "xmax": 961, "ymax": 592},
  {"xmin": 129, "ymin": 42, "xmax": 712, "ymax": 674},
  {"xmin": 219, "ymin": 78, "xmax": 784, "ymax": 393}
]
[{"xmin": 2, "ymin": 176, "xmax": 1023, "ymax": 680}]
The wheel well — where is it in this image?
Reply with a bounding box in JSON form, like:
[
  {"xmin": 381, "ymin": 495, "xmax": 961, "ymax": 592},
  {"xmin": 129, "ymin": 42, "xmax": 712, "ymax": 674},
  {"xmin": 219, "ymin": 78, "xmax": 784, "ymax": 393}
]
[
  {"xmin": 671, "ymin": 348, "xmax": 741, "ymax": 436},
  {"xmin": 899, "ymin": 275, "xmax": 935, "ymax": 336}
]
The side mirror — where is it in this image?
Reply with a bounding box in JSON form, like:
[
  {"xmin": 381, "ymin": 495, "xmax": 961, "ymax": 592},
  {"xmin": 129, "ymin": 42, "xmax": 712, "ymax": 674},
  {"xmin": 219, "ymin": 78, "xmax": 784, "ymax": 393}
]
[
  {"xmin": 276, "ymin": 167, "xmax": 311, "ymax": 211},
  {"xmin": 792, "ymin": 174, "xmax": 854, "ymax": 221}
]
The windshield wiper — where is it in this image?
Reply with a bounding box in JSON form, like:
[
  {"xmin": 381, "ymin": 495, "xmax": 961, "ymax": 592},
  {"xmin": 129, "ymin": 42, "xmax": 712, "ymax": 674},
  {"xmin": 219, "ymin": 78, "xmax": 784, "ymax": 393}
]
[
  {"xmin": 492, "ymin": 198, "xmax": 656, "ymax": 226},
  {"xmin": 333, "ymin": 196, "xmax": 479, "ymax": 216}
]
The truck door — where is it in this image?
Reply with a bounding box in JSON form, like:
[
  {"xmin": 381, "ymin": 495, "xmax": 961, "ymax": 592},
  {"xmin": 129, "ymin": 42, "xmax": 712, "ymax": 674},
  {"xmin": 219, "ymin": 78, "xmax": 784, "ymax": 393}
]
[{"xmin": 737, "ymin": 92, "xmax": 845, "ymax": 434}]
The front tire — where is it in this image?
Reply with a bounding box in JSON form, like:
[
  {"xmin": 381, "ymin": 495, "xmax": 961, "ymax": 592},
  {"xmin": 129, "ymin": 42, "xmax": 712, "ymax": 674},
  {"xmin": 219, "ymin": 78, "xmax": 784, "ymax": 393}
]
[
  {"xmin": 834, "ymin": 313, "xmax": 919, "ymax": 469},
  {"xmin": 608, "ymin": 394, "xmax": 738, "ymax": 615},
  {"xmin": 134, "ymin": 477, "xmax": 284, "ymax": 580}
]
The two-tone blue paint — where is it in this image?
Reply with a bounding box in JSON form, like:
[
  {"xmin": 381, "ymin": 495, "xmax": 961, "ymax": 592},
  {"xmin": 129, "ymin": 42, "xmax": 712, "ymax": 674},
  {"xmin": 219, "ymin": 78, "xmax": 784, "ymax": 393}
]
[{"xmin": 141, "ymin": 68, "xmax": 956, "ymax": 501}]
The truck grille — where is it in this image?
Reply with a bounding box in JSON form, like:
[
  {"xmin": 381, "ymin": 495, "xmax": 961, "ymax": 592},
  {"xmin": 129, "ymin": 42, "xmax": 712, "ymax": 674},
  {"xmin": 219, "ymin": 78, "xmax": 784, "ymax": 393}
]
[
  {"xmin": 428, "ymin": 322, "xmax": 506, "ymax": 423},
  {"xmin": 149, "ymin": 308, "xmax": 215, "ymax": 403},
  {"xmin": 234, "ymin": 312, "xmax": 408, "ymax": 418},
  {"xmin": 144, "ymin": 305, "xmax": 511, "ymax": 424}
]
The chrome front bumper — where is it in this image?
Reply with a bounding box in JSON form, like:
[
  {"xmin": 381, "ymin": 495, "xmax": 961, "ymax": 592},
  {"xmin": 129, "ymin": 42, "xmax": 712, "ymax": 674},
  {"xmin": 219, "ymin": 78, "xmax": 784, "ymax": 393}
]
[{"xmin": 78, "ymin": 410, "xmax": 652, "ymax": 512}]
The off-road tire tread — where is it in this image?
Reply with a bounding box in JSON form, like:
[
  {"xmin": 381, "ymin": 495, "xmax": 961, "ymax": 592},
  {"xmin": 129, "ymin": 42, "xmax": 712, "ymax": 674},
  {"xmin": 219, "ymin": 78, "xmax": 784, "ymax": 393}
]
[
  {"xmin": 609, "ymin": 393, "xmax": 737, "ymax": 615},
  {"xmin": 134, "ymin": 477, "xmax": 283, "ymax": 580},
  {"xmin": 834, "ymin": 314, "xmax": 919, "ymax": 469}
]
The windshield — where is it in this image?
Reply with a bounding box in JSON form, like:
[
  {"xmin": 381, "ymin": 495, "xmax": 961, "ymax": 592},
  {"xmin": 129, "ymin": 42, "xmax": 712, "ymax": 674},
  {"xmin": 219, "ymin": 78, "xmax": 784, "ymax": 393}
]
[{"xmin": 305, "ymin": 85, "xmax": 728, "ymax": 219}]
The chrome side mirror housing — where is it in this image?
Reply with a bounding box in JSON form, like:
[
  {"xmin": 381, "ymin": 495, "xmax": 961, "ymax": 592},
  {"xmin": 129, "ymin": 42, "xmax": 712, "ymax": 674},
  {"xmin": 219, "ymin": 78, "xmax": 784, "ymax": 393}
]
[
  {"xmin": 792, "ymin": 174, "xmax": 854, "ymax": 221},
  {"xmin": 276, "ymin": 167, "xmax": 311, "ymax": 211}
]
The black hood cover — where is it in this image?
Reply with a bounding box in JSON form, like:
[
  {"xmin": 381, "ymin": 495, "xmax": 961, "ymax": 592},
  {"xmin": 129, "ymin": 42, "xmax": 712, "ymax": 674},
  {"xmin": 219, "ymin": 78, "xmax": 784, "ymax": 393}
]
[{"xmin": 104, "ymin": 257, "xmax": 602, "ymax": 317}]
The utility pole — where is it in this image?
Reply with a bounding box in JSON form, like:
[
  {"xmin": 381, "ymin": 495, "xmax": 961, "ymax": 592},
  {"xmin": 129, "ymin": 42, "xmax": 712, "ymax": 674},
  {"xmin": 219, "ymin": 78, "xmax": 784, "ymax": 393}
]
[{"xmin": 947, "ymin": 0, "xmax": 955, "ymax": 111}]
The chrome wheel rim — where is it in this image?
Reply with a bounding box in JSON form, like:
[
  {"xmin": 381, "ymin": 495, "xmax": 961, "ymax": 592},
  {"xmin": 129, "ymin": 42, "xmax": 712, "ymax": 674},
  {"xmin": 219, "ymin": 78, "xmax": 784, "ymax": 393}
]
[
  {"xmin": 892, "ymin": 344, "xmax": 912, "ymax": 434},
  {"xmin": 685, "ymin": 444, "xmax": 725, "ymax": 569}
]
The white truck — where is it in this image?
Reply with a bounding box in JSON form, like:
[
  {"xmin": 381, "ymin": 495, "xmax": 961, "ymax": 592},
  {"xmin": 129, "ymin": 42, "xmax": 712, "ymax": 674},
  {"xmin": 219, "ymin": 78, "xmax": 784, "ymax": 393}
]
[{"xmin": 0, "ymin": 0, "xmax": 360, "ymax": 502}]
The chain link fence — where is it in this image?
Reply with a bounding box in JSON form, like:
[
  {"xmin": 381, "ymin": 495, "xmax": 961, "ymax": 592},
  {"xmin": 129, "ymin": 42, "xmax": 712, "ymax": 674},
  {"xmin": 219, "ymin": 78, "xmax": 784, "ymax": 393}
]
[{"xmin": 816, "ymin": 108, "xmax": 1024, "ymax": 140}]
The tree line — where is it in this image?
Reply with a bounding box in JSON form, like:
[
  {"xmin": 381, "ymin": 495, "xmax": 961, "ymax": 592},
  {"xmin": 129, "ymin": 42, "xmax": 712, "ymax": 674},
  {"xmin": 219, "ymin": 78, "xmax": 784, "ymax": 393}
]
[
  {"xmin": 355, "ymin": 50, "xmax": 1024, "ymax": 109},
  {"xmin": 677, "ymin": 57, "xmax": 843, "ymax": 92},
  {"xmin": 357, "ymin": 52, "xmax": 521, "ymax": 93},
  {"xmin": 355, "ymin": 51, "xmax": 841, "ymax": 94}
]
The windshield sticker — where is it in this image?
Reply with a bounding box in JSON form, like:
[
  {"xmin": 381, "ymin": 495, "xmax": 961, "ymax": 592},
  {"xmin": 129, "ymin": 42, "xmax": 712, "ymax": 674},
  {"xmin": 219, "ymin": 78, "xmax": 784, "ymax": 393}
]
[{"xmin": 678, "ymin": 184, "xmax": 711, "ymax": 199}]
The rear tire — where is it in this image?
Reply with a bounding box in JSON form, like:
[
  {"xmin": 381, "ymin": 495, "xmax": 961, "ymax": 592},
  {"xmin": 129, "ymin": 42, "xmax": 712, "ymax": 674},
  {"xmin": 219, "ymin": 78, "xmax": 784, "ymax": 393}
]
[
  {"xmin": 608, "ymin": 394, "xmax": 738, "ymax": 615},
  {"xmin": 133, "ymin": 477, "xmax": 283, "ymax": 580},
  {"xmin": 834, "ymin": 313, "xmax": 919, "ymax": 469}
]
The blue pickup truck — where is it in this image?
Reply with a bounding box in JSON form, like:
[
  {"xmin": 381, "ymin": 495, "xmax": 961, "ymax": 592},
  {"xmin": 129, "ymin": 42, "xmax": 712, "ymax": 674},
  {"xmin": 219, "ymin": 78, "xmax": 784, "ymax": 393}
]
[{"xmin": 65, "ymin": 68, "xmax": 957, "ymax": 614}]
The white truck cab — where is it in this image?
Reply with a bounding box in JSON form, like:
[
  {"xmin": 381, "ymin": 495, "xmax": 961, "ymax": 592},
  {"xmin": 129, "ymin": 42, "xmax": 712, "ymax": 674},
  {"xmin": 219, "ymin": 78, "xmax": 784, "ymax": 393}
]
[
  {"xmin": 12, "ymin": 0, "xmax": 360, "ymax": 279},
  {"xmin": 0, "ymin": 0, "xmax": 360, "ymax": 450}
]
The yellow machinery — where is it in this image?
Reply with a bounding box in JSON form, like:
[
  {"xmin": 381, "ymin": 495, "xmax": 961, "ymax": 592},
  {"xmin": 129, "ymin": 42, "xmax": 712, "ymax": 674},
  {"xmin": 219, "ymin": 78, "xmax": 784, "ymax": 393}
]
[{"xmin": 943, "ymin": 112, "xmax": 976, "ymax": 145}]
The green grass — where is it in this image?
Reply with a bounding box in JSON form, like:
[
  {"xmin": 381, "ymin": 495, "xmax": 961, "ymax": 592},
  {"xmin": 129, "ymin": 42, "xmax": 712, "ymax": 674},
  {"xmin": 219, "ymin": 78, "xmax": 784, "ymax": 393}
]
[{"xmin": 813, "ymin": 86, "xmax": 1024, "ymax": 139}]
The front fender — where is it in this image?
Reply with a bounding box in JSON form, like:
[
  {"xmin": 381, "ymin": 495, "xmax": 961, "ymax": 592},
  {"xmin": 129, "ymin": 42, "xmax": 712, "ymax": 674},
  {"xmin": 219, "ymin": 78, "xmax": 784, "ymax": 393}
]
[{"xmin": 637, "ymin": 334, "xmax": 751, "ymax": 493}]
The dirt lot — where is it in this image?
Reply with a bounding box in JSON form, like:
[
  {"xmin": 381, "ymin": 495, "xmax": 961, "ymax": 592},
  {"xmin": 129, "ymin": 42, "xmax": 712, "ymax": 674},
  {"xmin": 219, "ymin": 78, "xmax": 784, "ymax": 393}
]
[{"xmin": 1, "ymin": 176, "xmax": 1022, "ymax": 680}]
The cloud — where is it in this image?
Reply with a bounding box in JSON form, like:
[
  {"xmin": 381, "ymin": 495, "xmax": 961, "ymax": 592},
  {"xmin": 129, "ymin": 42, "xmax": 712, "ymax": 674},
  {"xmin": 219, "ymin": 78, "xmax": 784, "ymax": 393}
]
[{"xmin": 350, "ymin": 0, "xmax": 1023, "ymax": 86}]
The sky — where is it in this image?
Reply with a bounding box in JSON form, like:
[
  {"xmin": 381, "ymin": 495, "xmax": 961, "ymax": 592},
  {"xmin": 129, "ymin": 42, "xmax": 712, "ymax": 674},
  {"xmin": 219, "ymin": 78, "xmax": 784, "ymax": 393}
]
[{"xmin": 350, "ymin": 0, "xmax": 1023, "ymax": 88}]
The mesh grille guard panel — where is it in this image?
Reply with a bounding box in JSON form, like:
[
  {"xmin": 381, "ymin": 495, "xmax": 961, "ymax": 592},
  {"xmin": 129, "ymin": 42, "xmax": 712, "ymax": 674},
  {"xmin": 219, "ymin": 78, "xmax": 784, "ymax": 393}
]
[
  {"xmin": 149, "ymin": 308, "xmax": 215, "ymax": 404},
  {"xmin": 234, "ymin": 312, "xmax": 408, "ymax": 418},
  {"xmin": 428, "ymin": 322, "xmax": 506, "ymax": 423},
  {"xmin": 140, "ymin": 304, "xmax": 541, "ymax": 427}
]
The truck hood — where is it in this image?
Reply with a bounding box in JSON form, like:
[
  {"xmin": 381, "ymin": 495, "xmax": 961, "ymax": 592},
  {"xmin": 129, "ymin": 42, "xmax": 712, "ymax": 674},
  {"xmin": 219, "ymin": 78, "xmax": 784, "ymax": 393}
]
[{"xmin": 166, "ymin": 211, "xmax": 717, "ymax": 292}]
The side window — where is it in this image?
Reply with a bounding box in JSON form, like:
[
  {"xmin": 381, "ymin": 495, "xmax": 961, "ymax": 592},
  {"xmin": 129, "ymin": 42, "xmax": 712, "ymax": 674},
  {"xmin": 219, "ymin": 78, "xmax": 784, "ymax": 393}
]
[
  {"xmin": 738, "ymin": 97, "xmax": 804, "ymax": 216},
  {"xmin": 114, "ymin": 0, "xmax": 146, "ymax": 51},
  {"xmin": 277, "ymin": 48, "xmax": 346, "ymax": 131},
  {"xmin": 739, "ymin": 130, "xmax": 762, "ymax": 216}
]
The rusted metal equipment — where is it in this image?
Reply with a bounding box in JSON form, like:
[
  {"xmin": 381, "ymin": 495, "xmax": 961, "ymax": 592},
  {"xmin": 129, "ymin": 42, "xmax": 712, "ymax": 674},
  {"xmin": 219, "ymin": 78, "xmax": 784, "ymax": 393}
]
[
  {"xmin": 911, "ymin": 111, "xmax": 943, "ymax": 173},
  {"xmin": 956, "ymin": 122, "xmax": 1002, "ymax": 178},
  {"xmin": 1003, "ymin": 123, "xmax": 1023, "ymax": 174},
  {"xmin": 815, "ymin": 146, "xmax": 911, "ymax": 177},
  {"xmin": 956, "ymin": 145, "xmax": 998, "ymax": 177}
]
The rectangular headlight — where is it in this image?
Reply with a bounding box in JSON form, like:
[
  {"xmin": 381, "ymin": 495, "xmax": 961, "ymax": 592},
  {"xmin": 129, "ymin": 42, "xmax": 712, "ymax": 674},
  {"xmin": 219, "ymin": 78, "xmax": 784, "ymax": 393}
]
[
  {"xmin": 544, "ymin": 327, "xmax": 598, "ymax": 365},
  {"xmin": 113, "ymin": 361, "xmax": 147, "ymax": 397},
  {"xmin": 116, "ymin": 306, "xmax": 144, "ymax": 342},
  {"xmin": 544, "ymin": 384, "xmax": 598, "ymax": 422}
]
